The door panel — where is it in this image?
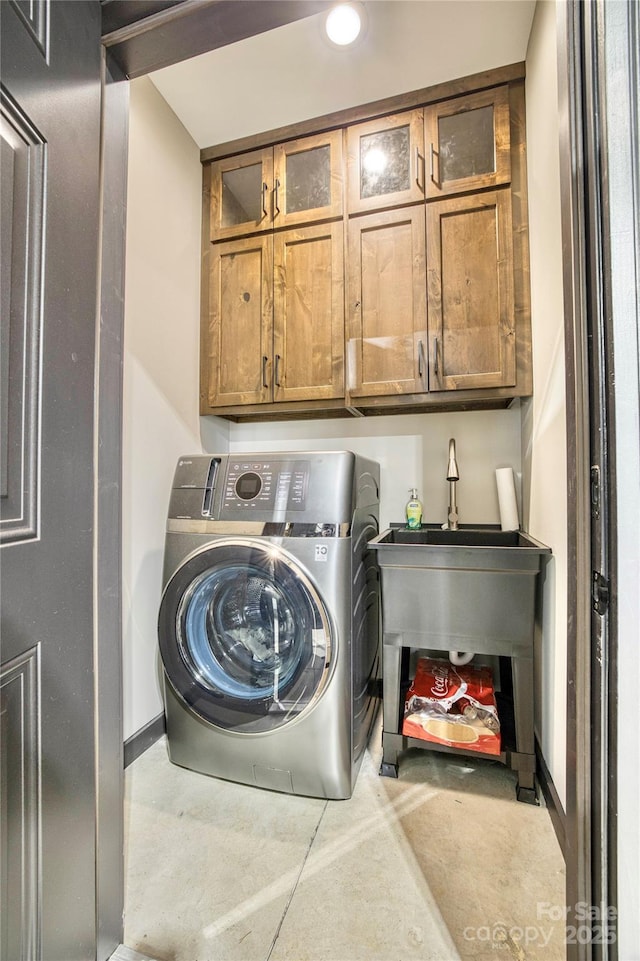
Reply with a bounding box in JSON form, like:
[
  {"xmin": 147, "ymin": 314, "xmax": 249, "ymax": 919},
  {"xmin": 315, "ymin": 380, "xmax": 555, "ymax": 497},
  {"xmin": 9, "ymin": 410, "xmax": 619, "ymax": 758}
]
[
  {"xmin": 209, "ymin": 148, "xmax": 273, "ymax": 241},
  {"xmin": 347, "ymin": 206, "xmax": 427, "ymax": 397},
  {"xmin": 424, "ymin": 86, "xmax": 511, "ymax": 199},
  {"xmin": 0, "ymin": 89, "xmax": 45, "ymax": 545},
  {"xmin": 347, "ymin": 110, "xmax": 425, "ymax": 214},
  {"xmin": 273, "ymin": 129, "xmax": 343, "ymax": 228},
  {"xmin": 273, "ymin": 222, "xmax": 344, "ymax": 401},
  {"xmin": 207, "ymin": 235, "xmax": 274, "ymax": 406},
  {"xmin": 0, "ymin": 1, "xmax": 102, "ymax": 958},
  {"xmin": 427, "ymin": 190, "xmax": 515, "ymax": 390}
]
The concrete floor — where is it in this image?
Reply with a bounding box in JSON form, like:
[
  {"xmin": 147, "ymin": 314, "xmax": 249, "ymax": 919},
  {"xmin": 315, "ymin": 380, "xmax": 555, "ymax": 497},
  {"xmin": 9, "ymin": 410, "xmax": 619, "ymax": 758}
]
[{"xmin": 123, "ymin": 716, "xmax": 566, "ymax": 961}]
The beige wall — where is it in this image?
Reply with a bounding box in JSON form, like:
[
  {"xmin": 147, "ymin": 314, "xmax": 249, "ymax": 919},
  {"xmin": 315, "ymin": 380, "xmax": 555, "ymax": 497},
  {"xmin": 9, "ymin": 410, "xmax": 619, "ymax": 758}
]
[
  {"xmin": 522, "ymin": 0, "xmax": 568, "ymax": 807},
  {"xmin": 122, "ymin": 77, "xmax": 229, "ymax": 740}
]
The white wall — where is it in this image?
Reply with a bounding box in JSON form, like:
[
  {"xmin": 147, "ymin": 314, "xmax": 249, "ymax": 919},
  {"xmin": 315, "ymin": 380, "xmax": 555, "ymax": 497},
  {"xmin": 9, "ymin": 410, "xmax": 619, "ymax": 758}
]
[
  {"xmin": 522, "ymin": 0, "xmax": 568, "ymax": 808},
  {"xmin": 122, "ymin": 77, "xmax": 229, "ymax": 740},
  {"xmin": 227, "ymin": 409, "xmax": 522, "ymax": 531}
]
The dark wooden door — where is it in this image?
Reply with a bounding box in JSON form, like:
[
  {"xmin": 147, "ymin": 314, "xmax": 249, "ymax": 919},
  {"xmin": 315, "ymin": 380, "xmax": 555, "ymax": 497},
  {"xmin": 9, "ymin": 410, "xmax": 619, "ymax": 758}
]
[{"xmin": 0, "ymin": 2, "xmax": 103, "ymax": 958}]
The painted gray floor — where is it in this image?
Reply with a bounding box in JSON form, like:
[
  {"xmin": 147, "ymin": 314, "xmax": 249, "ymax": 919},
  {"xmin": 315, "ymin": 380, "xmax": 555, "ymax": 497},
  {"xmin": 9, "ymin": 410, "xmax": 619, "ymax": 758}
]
[{"xmin": 122, "ymin": 715, "xmax": 566, "ymax": 961}]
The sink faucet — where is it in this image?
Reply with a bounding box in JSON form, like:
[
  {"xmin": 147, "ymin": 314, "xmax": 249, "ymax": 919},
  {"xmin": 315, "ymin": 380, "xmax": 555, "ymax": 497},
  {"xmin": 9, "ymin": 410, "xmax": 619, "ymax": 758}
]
[{"xmin": 445, "ymin": 438, "xmax": 459, "ymax": 530}]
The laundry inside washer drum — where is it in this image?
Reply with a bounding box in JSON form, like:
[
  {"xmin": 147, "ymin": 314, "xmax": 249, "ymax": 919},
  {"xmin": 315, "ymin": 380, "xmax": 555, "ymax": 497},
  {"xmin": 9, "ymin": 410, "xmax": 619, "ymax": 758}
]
[{"xmin": 179, "ymin": 563, "xmax": 314, "ymax": 701}]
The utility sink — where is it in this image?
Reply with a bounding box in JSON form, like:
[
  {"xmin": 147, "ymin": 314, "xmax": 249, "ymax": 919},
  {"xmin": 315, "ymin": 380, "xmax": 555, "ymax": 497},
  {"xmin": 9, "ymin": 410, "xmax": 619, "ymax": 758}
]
[
  {"xmin": 367, "ymin": 526, "xmax": 551, "ymax": 658},
  {"xmin": 380, "ymin": 526, "xmax": 545, "ymax": 549}
]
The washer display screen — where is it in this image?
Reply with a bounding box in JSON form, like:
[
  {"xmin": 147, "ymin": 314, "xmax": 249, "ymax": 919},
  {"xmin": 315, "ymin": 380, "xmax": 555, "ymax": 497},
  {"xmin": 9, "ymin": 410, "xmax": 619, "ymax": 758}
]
[{"xmin": 236, "ymin": 472, "xmax": 262, "ymax": 500}]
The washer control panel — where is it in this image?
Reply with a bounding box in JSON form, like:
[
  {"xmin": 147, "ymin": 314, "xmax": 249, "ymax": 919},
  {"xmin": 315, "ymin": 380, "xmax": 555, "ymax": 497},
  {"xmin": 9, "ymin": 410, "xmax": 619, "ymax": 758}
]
[{"xmin": 223, "ymin": 458, "xmax": 309, "ymax": 512}]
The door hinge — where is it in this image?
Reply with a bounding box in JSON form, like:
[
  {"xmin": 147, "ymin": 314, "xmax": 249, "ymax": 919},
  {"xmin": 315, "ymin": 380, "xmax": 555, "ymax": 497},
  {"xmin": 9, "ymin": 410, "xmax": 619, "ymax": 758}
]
[{"xmin": 592, "ymin": 571, "xmax": 610, "ymax": 615}]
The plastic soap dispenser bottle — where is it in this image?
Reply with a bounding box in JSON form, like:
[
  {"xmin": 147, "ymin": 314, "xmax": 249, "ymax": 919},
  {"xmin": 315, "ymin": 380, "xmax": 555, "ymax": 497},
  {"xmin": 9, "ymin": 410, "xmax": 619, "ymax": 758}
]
[{"xmin": 405, "ymin": 488, "xmax": 423, "ymax": 530}]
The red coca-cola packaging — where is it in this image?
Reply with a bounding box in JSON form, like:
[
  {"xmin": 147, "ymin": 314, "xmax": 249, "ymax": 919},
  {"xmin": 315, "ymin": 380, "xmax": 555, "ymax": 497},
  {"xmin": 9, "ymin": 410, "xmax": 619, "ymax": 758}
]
[{"xmin": 402, "ymin": 657, "xmax": 501, "ymax": 755}]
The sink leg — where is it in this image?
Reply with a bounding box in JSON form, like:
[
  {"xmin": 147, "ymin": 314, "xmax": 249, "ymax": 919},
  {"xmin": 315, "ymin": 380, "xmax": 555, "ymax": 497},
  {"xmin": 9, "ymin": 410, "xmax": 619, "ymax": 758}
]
[
  {"xmin": 511, "ymin": 654, "xmax": 538, "ymax": 803},
  {"xmin": 380, "ymin": 731, "xmax": 403, "ymax": 778}
]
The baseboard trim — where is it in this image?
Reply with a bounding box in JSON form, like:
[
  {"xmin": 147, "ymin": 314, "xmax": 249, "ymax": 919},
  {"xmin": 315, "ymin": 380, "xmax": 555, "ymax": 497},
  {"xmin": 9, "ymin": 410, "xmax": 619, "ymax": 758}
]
[
  {"xmin": 536, "ymin": 739, "xmax": 567, "ymax": 858},
  {"xmin": 124, "ymin": 712, "xmax": 166, "ymax": 768}
]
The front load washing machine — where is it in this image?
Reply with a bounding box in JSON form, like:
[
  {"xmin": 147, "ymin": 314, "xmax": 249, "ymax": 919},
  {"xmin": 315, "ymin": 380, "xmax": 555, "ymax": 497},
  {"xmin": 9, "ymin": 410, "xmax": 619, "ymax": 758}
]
[{"xmin": 157, "ymin": 450, "xmax": 380, "ymax": 799}]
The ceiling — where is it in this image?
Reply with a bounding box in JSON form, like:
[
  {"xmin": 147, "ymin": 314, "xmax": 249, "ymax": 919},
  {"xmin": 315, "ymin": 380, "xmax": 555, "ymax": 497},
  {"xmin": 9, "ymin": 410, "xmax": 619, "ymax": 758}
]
[{"xmin": 148, "ymin": 0, "xmax": 537, "ymax": 150}]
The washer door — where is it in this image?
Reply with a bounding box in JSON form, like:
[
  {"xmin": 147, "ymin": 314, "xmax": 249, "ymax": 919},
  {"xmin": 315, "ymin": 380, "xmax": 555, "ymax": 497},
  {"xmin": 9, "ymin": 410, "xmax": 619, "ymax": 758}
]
[{"xmin": 158, "ymin": 540, "xmax": 333, "ymax": 733}]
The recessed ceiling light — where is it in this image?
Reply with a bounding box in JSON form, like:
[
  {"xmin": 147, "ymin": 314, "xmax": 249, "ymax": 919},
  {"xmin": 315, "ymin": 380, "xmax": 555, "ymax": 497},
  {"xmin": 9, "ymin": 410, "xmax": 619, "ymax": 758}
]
[{"xmin": 324, "ymin": 3, "xmax": 365, "ymax": 47}]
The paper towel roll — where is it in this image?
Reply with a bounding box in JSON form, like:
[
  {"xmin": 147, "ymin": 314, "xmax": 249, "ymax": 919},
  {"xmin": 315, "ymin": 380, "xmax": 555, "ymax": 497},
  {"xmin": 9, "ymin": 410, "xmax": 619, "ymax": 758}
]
[{"xmin": 495, "ymin": 467, "xmax": 519, "ymax": 531}]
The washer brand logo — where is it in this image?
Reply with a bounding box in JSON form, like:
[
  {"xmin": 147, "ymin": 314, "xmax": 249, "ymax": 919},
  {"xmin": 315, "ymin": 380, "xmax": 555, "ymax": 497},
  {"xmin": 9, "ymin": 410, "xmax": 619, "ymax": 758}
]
[{"xmin": 315, "ymin": 545, "xmax": 328, "ymax": 562}]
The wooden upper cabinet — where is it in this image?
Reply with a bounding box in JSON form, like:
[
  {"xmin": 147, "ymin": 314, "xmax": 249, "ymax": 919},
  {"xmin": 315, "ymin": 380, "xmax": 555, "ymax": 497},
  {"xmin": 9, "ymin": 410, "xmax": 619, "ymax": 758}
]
[
  {"xmin": 209, "ymin": 132, "xmax": 343, "ymax": 241},
  {"xmin": 347, "ymin": 110, "xmax": 425, "ymax": 215},
  {"xmin": 424, "ymin": 86, "xmax": 511, "ymax": 199},
  {"xmin": 206, "ymin": 234, "xmax": 273, "ymax": 407},
  {"xmin": 347, "ymin": 206, "xmax": 427, "ymax": 398},
  {"xmin": 205, "ymin": 225, "xmax": 344, "ymax": 410},
  {"xmin": 426, "ymin": 190, "xmax": 515, "ymax": 391},
  {"xmin": 273, "ymin": 222, "xmax": 344, "ymax": 402},
  {"xmin": 273, "ymin": 130, "xmax": 343, "ymax": 230},
  {"xmin": 210, "ymin": 148, "xmax": 273, "ymax": 242}
]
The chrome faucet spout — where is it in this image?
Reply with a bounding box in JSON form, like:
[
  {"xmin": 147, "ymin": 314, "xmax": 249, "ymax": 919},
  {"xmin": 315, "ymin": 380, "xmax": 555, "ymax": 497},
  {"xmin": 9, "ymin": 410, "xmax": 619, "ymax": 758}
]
[
  {"xmin": 446, "ymin": 438, "xmax": 459, "ymax": 530},
  {"xmin": 447, "ymin": 438, "xmax": 459, "ymax": 481}
]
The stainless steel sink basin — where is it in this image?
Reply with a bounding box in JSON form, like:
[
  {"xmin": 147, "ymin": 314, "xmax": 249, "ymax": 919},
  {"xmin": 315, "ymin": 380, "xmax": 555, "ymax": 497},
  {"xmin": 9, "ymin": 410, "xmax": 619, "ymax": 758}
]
[
  {"xmin": 379, "ymin": 527, "xmax": 545, "ymax": 549},
  {"xmin": 367, "ymin": 526, "xmax": 551, "ymax": 657}
]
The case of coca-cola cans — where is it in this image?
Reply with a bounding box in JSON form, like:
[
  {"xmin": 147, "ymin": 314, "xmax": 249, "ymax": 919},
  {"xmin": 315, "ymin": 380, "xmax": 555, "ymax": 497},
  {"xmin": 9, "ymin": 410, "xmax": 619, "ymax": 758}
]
[{"xmin": 402, "ymin": 657, "xmax": 501, "ymax": 756}]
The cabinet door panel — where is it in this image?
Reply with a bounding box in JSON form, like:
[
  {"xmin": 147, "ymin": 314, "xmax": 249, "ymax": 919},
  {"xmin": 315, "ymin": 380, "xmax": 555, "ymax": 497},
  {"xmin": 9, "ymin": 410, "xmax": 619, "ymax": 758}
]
[
  {"xmin": 210, "ymin": 149, "xmax": 273, "ymax": 240},
  {"xmin": 207, "ymin": 236, "xmax": 273, "ymax": 406},
  {"xmin": 427, "ymin": 191, "xmax": 515, "ymax": 390},
  {"xmin": 347, "ymin": 207, "xmax": 427, "ymax": 397},
  {"xmin": 273, "ymin": 130, "xmax": 343, "ymax": 229},
  {"xmin": 273, "ymin": 223, "xmax": 344, "ymax": 401},
  {"xmin": 347, "ymin": 111, "xmax": 424, "ymax": 214},
  {"xmin": 424, "ymin": 87, "xmax": 511, "ymax": 198}
]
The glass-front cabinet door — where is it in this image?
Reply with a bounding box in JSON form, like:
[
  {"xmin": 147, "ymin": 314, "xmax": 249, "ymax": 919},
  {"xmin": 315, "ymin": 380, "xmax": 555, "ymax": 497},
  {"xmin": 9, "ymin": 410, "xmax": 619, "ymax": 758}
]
[
  {"xmin": 209, "ymin": 148, "xmax": 273, "ymax": 241},
  {"xmin": 273, "ymin": 130, "xmax": 343, "ymax": 229},
  {"xmin": 347, "ymin": 110, "xmax": 425, "ymax": 214},
  {"xmin": 424, "ymin": 86, "xmax": 511, "ymax": 199},
  {"xmin": 209, "ymin": 133, "xmax": 343, "ymax": 240}
]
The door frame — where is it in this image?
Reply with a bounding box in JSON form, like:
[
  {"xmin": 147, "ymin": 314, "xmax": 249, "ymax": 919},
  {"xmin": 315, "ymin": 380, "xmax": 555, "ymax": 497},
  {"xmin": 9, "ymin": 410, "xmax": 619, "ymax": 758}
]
[
  {"xmin": 556, "ymin": 1, "xmax": 638, "ymax": 957},
  {"xmin": 97, "ymin": 0, "xmax": 630, "ymax": 954}
]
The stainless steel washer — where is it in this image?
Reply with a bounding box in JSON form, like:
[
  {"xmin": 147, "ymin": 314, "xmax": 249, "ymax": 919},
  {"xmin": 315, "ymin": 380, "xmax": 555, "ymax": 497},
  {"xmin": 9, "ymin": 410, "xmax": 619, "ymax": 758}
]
[{"xmin": 158, "ymin": 451, "xmax": 380, "ymax": 799}]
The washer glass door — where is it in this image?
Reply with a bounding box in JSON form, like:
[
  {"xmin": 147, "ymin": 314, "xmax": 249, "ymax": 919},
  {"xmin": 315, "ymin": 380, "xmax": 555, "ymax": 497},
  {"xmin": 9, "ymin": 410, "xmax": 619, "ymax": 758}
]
[{"xmin": 159, "ymin": 540, "xmax": 333, "ymax": 733}]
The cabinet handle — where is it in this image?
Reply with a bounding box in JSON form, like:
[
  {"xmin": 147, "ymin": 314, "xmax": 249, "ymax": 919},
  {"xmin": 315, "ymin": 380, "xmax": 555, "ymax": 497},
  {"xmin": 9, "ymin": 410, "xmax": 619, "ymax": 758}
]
[
  {"xmin": 415, "ymin": 147, "xmax": 425, "ymax": 191},
  {"xmin": 274, "ymin": 178, "xmax": 280, "ymax": 216},
  {"xmin": 262, "ymin": 355, "xmax": 268, "ymax": 388},
  {"xmin": 429, "ymin": 142, "xmax": 438, "ymax": 185},
  {"xmin": 433, "ymin": 336, "xmax": 439, "ymax": 375},
  {"xmin": 418, "ymin": 339, "xmax": 425, "ymax": 378},
  {"xmin": 274, "ymin": 353, "xmax": 281, "ymax": 387},
  {"xmin": 262, "ymin": 182, "xmax": 268, "ymax": 218}
]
